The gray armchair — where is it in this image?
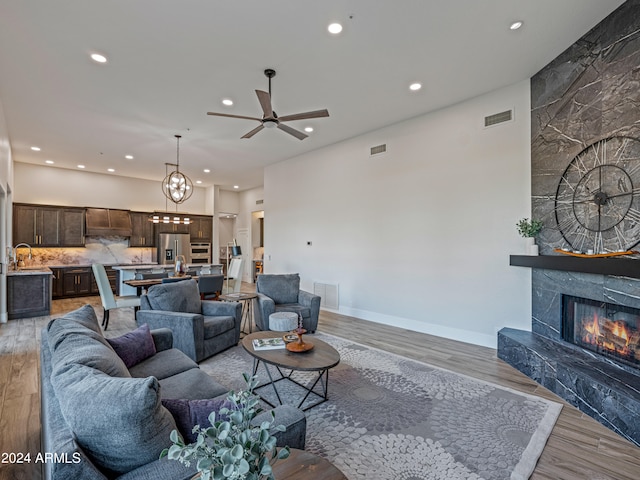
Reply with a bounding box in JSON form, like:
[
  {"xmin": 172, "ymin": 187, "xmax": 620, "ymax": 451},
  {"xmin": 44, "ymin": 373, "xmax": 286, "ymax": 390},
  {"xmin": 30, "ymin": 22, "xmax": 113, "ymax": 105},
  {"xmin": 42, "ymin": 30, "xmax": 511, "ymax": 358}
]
[
  {"xmin": 254, "ymin": 273, "xmax": 321, "ymax": 333},
  {"xmin": 136, "ymin": 279, "xmax": 241, "ymax": 362}
]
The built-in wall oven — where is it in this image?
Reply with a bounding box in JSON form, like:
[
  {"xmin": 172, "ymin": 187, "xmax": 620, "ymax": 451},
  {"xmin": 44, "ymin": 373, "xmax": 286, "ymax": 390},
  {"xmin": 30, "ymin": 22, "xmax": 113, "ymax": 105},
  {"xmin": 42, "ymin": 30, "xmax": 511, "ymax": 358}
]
[{"xmin": 190, "ymin": 242, "xmax": 211, "ymax": 264}]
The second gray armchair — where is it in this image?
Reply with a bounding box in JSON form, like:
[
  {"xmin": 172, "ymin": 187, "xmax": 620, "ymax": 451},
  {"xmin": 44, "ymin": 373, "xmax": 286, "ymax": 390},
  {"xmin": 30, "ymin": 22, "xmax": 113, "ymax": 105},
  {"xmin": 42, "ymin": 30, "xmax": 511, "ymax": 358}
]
[
  {"xmin": 254, "ymin": 273, "xmax": 321, "ymax": 333},
  {"xmin": 136, "ymin": 279, "xmax": 241, "ymax": 362}
]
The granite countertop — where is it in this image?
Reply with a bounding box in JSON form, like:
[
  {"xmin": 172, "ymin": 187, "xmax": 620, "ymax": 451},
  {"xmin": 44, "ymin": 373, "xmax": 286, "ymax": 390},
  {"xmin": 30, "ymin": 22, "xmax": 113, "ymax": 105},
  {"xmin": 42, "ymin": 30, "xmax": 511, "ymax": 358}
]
[{"xmin": 7, "ymin": 267, "xmax": 53, "ymax": 276}]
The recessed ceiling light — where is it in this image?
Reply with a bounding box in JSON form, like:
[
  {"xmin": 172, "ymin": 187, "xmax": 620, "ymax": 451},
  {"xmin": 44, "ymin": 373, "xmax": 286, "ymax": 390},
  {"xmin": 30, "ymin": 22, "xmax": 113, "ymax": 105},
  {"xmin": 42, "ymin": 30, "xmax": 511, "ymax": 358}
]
[
  {"xmin": 304, "ymin": 127, "xmax": 314, "ymax": 133},
  {"xmin": 203, "ymin": 168, "xmax": 211, "ymax": 173},
  {"xmin": 328, "ymin": 23, "xmax": 343, "ymax": 34},
  {"xmin": 125, "ymin": 154, "xmax": 134, "ymax": 160},
  {"xmin": 510, "ymin": 21, "xmax": 523, "ymax": 30},
  {"xmin": 31, "ymin": 146, "xmax": 41, "ymax": 151},
  {"xmin": 90, "ymin": 53, "xmax": 108, "ymax": 63},
  {"xmin": 196, "ymin": 180, "xmax": 202, "ymax": 184},
  {"xmin": 45, "ymin": 160, "xmax": 54, "ymax": 165},
  {"xmin": 409, "ymin": 82, "xmax": 422, "ymax": 91},
  {"xmin": 222, "ymin": 99, "xmax": 233, "ymax": 106},
  {"xmin": 107, "ymin": 168, "xmax": 115, "ymax": 172},
  {"xmin": 77, "ymin": 164, "xmax": 85, "ymax": 169},
  {"xmin": 233, "ymin": 185, "xmax": 239, "ymax": 189}
]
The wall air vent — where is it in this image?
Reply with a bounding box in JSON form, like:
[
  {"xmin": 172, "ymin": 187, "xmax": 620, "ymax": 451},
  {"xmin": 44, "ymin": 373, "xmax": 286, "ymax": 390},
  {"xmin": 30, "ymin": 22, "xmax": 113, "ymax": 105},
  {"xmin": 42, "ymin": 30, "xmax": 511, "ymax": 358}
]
[
  {"xmin": 370, "ymin": 144, "xmax": 387, "ymax": 156},
  {"xmin": 484, "ymin": 109, "xmax": 513, "ymax": 128},
  {"xmin": 256, "ymin": 199, "xmax": 264, "ymax": 205},
  {"xmin": 314, "ymin": 282, "xmax": 339, "ymax": 310}
]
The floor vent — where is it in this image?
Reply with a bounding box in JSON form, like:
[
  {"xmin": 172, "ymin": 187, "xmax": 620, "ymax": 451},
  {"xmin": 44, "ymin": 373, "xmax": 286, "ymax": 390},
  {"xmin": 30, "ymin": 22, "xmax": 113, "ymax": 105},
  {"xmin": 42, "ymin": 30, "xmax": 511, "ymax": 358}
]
[
  {"xmin": 484, "ymin": 109, "xmax": 513, "ymax": 128},
  {"xmin": 370, "ymin": 144, "xmax": 387, "ymax": 156},
  {"xmin": 314, "ymin": 282, "xmax": 339, "ymax": 310}
]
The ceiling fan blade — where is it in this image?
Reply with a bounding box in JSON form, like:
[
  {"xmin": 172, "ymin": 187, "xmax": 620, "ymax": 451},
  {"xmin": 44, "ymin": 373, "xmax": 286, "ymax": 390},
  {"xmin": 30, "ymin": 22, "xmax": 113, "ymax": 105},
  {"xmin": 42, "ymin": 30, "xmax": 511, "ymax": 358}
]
[
  {"xmin": 277, "ymin": 123, "xmax": 308, "ymax": 140},
  {"xmin": 255, "ymin": 90, "xmax": 273, "ymax": 118},
  {"xmin": 278, "ymin": 109, "xmax": 330, "ymax": 122},
  {"xmin": 241, "ymin": 124, "xmax": 265, "ymax": 139},
  {"xmin": 207, "ymin": 111, "xmax": 263, "ymax": 121}
]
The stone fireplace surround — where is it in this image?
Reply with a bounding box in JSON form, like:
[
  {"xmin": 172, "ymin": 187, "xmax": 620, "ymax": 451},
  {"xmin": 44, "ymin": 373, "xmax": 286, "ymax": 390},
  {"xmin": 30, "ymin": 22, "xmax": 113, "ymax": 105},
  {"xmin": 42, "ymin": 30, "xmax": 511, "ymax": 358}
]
[
  {"xmin": 496, "ymin": 0, "xmax": 640, "ymax": 447},
  {"xmin": 498, "ymin": 264, "xmax": 640, "ymax": 447}
]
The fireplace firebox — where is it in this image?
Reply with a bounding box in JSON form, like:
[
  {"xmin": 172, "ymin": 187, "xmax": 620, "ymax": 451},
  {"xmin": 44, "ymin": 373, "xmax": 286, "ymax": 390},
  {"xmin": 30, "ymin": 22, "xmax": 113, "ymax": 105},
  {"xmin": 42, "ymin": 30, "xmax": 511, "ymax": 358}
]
[{"xmin": 562, "ymin": 295, "xmax": 640, "ymax": 369}]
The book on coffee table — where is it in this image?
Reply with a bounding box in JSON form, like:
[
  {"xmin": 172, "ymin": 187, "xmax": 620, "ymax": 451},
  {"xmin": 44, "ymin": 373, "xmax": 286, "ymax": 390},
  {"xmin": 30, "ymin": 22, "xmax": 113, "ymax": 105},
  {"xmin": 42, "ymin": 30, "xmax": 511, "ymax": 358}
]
[{"xmin": 252, "ymin": 337, "xmax": 286, "ymax": 350}]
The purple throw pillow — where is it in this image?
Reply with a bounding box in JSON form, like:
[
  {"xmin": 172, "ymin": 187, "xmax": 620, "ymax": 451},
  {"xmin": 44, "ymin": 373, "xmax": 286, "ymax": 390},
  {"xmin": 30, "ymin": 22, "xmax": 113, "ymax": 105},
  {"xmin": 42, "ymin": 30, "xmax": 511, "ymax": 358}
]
[
  {"xmin": 162, "ymin": 397, "xmax": 236, "ymax": 443},
  {"xmin": 106, "ymin": 323, "xmax": 156, "ymax": 368}
]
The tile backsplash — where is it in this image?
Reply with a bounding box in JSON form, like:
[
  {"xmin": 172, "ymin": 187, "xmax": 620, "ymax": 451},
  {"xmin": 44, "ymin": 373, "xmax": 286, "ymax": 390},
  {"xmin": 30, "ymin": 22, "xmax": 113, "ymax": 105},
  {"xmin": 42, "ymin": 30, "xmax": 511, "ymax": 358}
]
[{"xmin": 15, "ymin": 237, "xmax": 155, "ymax": 267}]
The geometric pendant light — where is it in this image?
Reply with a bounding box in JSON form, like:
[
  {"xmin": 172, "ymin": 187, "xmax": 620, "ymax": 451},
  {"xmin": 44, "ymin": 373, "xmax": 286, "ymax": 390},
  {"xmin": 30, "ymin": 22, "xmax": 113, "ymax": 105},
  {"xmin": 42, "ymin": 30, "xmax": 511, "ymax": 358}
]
[{"xmin": 162, "ymin": 134, "xmax": 193, "ymax": 204}]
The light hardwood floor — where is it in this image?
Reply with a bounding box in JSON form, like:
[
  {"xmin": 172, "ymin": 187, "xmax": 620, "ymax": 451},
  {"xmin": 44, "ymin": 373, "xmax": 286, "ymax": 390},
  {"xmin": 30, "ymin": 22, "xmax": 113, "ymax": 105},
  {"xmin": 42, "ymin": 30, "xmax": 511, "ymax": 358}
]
[{"xmin": 0, "ymin": 286, "xmax": 638, "ymax": 480}]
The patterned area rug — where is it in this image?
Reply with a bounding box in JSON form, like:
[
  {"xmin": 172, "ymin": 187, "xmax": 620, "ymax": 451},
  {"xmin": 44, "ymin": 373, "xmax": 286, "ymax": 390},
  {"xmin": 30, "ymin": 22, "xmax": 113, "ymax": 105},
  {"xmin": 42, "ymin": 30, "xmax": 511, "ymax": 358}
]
[{"xmin": 199, "ymin": 332, "xmax": 562, "ymax": 480}]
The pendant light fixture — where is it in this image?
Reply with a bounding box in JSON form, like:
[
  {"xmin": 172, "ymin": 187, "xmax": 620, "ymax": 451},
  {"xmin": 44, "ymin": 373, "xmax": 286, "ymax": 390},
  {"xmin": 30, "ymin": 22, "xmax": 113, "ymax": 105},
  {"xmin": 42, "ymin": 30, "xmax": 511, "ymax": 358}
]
[{"xmin": 162, "ymin": 134, "xmax": 193, "ymax": 204}]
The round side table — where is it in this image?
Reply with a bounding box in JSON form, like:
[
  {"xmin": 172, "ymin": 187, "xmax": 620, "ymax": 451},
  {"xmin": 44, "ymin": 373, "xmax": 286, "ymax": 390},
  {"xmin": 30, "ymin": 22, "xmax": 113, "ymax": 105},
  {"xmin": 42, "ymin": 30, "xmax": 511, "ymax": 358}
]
[{"xmin": 218, "ymin": 292, "xmax": 257, "ymax": 335}]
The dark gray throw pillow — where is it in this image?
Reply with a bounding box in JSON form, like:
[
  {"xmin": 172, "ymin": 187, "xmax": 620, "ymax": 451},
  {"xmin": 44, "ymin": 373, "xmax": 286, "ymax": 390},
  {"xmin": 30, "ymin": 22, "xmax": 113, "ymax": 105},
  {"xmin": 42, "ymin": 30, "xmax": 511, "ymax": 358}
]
[
  {"xmin": 107, "ymin": 323, "xmax": 156, "ymax": 368},
  {"xmin": 161, "ymin": 397, "xmax": 236, "ymax": 443},
  {"xmin": 52, "ymin": 362, "xmax": 177, "ymax": 474}
]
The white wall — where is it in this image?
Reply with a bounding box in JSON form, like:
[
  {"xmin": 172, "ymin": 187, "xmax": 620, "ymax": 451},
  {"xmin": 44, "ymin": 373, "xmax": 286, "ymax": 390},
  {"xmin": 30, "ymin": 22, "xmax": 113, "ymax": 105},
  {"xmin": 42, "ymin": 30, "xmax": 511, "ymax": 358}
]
[
  {"xmin": 263, "ymin": 80, "xmax": 532, "ymax": 348},
  {"xmin": 13, "ymin": 162, "xmax": 208, "ymax": 214},
  {"xmin": 0, "ymin": 99, "xmax": 12, "ymax": 323}
]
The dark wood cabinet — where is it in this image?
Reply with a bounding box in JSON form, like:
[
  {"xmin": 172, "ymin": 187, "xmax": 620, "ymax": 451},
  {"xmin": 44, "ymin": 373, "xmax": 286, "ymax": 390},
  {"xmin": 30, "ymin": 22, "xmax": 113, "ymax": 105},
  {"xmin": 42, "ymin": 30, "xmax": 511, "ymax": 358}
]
[
  {"xmin": 13, "ymin": 204, "xmax": 85, "ymax": 247},
  {"xmin": 7, "ymin": 273, "xmax": 51, "ymax": 319},
  {"xmin": 60, "ymin": 208, "xmax": 85, "ymax": 246},
  {"xmin": 189, "ymin": 216, "xmax": 213, "ymax": 241},
  {"xmin": 62, "ymin": 267, "xmax": 92, "ymax": 296},
  {"xmin": 13, "ymin": 204, "xmax": 60, "ymax": 246},
  {"xmin": 130, "ymin": 212, "xmax": 155, "ymax": 247},
  {"xmin": 50, "ymin": 268, "xmax": 64, "ymax": 299},
  {"xmin": 155, "ymin": 221, "xmax": 190, "ymax": 235}
]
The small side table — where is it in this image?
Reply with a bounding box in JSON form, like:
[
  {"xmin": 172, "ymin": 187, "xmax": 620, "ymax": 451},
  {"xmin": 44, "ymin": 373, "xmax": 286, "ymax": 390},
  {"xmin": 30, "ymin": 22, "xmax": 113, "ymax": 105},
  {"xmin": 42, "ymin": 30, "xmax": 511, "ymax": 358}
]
[
  {"xmin": 272, "ymin": 448, "xmax": 347, "ymax": 479},
  {"xmin": 219, "ymin": 292, "xmax": 257, "ymax": 335}
]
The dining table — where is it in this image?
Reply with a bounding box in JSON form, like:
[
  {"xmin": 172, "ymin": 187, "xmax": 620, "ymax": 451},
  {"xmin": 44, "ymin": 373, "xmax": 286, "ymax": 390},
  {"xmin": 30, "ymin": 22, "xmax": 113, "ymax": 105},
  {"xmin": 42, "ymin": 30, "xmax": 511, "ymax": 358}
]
[{"xmin": 123, "ymin": 276, "xmax": 196, "ymax": 295}]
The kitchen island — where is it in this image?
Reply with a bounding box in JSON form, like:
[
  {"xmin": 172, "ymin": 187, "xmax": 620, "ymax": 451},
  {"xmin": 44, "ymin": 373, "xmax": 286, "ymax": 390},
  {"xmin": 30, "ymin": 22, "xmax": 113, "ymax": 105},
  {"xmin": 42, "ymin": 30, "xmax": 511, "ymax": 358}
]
[
  {"xmin": 113, "ymin": 263, "xmax": 223, "ymax": 296},
  {"xmin": 7, "ymin": 267, "xmax": 53, "ymax": 319}
]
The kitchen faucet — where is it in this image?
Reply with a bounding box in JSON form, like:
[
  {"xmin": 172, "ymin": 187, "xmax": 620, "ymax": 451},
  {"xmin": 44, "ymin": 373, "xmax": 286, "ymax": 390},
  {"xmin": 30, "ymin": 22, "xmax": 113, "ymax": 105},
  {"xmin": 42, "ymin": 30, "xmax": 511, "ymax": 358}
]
[{"xmin": 10, "ymin": 243, "xmax": 33, "ymax": 269}]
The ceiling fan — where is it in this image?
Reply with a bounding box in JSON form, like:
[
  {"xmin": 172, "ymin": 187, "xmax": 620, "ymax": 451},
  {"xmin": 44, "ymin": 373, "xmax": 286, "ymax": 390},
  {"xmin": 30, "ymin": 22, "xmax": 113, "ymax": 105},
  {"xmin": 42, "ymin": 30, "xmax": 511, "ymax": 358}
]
[{"xmin": 207, "ymin": 68, "xmax": 329, "ymax": 140}]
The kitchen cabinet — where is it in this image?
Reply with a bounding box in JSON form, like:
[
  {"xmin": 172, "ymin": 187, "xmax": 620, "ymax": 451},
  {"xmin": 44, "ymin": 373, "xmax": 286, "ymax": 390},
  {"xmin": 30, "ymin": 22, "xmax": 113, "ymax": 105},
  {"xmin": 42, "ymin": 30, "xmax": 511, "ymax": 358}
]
[
  {"xmin": 130, "ymin": 212, "xmax": 156, "ymax": 247},
  {"xmin": 13, "ymin": 204, "xmax": 60, "ymax": 246},
  {"xmin": 60, "ymin": 208, "xmax": 85, "ymax": 246},
  {"xmin": 13, "ymin": 204, "xmax": 85, "ymax": 247},
  {"xmin": 155, "ymin": 221, "xmax": 190, "ymax": 235},
  {"xmin": 62, "ymin": 267, "xmax": 93, "ymax": 296},
  {"xmin": 7, "ymin": 271, "xmax": 52, "ymax": 319},
  {"xmin": 189, "ymin": 215, "xmax": 213, "ymax": 241},
  {"xmin": 50, "ymin": 268, "xmax": 64, "ymax": 299}
]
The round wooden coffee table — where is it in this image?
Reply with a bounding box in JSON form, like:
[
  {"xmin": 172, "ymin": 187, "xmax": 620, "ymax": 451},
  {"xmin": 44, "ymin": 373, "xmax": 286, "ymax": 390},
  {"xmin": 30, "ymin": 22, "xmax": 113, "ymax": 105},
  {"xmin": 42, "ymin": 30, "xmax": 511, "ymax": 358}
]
[
  {"xmin": 272, "ymin": 448, "xmax": 347, "ymax": 479},
  {"xmin": 242, "ymin": 331, "xmax": 340, "ymax": 411}
]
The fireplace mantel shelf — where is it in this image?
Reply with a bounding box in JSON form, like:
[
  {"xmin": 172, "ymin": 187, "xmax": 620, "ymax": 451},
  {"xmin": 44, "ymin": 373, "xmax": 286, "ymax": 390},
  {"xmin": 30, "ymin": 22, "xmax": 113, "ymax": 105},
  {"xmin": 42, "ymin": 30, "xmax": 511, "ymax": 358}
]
[{"xmin": 510, "ymin": 254, "xmax": 640, "ymax": 279}]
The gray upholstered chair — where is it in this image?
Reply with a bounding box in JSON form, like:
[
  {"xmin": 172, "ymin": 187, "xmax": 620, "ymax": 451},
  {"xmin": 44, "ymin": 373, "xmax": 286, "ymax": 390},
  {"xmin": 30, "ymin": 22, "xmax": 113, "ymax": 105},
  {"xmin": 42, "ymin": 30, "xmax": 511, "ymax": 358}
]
[
  {"xmin": 136, "ymin": 279, "xmax": 241, "ymax": 362},
  {"xmin": 254, "ymin": 273, "xmax": 321, "ymax": 333}
]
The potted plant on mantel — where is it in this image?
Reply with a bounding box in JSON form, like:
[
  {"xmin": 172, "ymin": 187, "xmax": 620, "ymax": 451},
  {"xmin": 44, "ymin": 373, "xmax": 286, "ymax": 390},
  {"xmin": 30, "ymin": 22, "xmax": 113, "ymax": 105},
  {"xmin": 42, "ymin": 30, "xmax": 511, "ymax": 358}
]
[
  {"xmin": 162, "ymin": 373, "xmax": 290, "ymax": 480},
  {"xmin": 516, "ymin": 218, "xmax": 543, "ymax": 255}
]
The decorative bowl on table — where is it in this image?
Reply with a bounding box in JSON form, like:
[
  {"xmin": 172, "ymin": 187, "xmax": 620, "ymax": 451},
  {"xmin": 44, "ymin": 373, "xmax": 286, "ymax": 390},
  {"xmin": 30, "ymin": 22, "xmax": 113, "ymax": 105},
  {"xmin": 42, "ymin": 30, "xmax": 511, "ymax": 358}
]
[{"xmin": 285, "ymin": 328, "xmax": 314, "ymax": 352}]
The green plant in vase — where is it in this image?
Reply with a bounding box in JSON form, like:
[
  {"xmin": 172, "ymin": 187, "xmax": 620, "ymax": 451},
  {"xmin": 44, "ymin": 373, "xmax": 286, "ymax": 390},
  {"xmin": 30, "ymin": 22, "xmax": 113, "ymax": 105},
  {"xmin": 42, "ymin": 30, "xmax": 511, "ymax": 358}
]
[
  {"xmin": 162, "ymin": 373, "xmax": 290, "ymax": 480},
  {"xmin": 516, "ymin": 218, "xmax": 543, "ymax": 237},
  {"xmin": 516, "ymin": 218, "xmax": 543, "ymax": 255}
]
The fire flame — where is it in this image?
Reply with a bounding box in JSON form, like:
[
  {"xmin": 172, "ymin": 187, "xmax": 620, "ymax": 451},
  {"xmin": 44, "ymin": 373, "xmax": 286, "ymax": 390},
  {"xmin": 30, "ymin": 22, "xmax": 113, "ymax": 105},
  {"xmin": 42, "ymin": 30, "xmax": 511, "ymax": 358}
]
[{"xmin": 581, "ymin": 313, "xmax": 631, "ymax": 357}]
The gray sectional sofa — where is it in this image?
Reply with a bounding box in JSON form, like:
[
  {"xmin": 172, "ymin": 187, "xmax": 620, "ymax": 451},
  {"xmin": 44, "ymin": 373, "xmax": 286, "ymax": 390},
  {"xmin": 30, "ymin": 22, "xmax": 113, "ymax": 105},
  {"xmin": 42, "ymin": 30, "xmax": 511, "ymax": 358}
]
[{"xmin": 40, "ymin": 304, "xmax": 306, "ymax": 480}]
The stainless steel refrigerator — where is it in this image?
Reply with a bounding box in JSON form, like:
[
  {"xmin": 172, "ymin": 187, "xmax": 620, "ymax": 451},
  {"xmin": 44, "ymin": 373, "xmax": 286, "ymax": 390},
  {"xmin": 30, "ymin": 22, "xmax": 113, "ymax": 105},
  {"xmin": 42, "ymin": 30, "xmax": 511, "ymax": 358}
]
[{"xmin": 158, "ymin": 233, "xmax": 191, "ymax": 265}]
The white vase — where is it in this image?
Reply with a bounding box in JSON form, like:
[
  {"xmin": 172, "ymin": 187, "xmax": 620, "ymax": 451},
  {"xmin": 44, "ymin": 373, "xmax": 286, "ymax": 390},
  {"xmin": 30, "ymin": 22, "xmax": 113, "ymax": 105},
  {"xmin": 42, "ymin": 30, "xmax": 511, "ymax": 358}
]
[{"xmin": 524, "ymin": 237, "xmax": 538, "ymax": 255}]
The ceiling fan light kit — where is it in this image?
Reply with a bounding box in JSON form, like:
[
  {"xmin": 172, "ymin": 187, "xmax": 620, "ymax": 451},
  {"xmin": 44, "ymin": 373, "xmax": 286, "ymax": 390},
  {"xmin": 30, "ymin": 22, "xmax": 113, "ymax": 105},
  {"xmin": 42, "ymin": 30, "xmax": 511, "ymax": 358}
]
[{"xmin": 207, "ymin": 68, "xmax": 329, "ymax": 140}]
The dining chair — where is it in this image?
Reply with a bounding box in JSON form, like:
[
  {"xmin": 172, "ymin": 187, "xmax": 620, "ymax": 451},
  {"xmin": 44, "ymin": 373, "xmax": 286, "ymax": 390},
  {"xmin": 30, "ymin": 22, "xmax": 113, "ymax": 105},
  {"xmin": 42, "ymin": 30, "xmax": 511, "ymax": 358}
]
[
  {"xmin": 91, "ymin": 263, "xmax": 141, "ymax": 330},
  {"xmin": 134, "ymin": 271, "xmax": 169, "ymax": 280},
  {"xmin": 198, "ymin": 274, "xmax": 224, "ymax": 300},
  {"xmin": 225, "ymin": 257, "xmax": 243, "ymax": 294}
]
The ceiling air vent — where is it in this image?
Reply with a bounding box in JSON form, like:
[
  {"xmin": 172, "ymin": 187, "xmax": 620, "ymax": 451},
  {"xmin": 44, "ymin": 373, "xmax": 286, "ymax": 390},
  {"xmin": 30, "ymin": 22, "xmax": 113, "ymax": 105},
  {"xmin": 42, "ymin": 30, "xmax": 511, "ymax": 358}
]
[
  {"xmin": 370, "ymin": 144, "xmax": 387, "ymax": 156},
  {"xmin": 484, "ymin": 109, "xmax": 513, "ymax": 128}
]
